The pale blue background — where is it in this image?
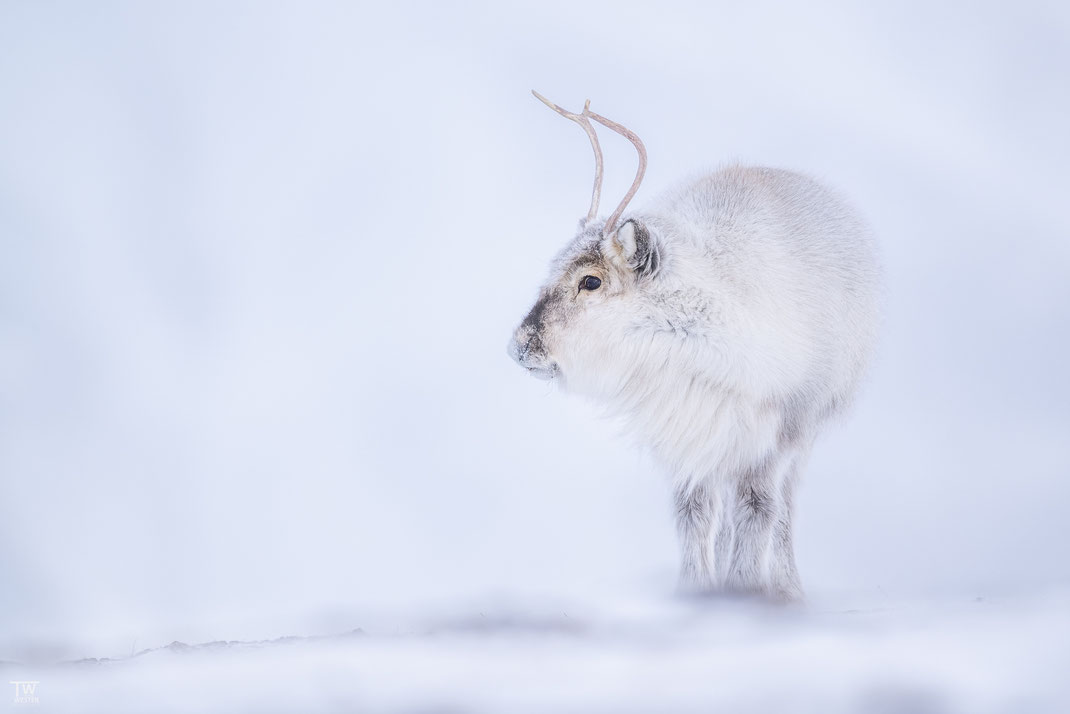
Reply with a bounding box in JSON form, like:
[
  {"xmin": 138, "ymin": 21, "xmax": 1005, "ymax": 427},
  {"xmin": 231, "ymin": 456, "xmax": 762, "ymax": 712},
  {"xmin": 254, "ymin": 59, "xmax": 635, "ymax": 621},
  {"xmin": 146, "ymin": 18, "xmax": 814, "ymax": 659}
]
[{"xmin": 1, "ymin": 0, "xmax": 1068, "ymax": 658}]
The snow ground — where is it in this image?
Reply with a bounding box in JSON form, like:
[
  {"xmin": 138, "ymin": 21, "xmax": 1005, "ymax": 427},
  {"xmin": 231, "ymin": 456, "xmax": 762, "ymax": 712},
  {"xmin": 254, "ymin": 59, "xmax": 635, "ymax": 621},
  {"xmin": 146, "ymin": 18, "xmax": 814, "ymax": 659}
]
[
  {"xmin": 2, "ymin": 3, "xmax": 1069, "ymax": 712},
  {"xmin": 6, "ymin": 591, "xmax": 1069, "ymax": 714}
]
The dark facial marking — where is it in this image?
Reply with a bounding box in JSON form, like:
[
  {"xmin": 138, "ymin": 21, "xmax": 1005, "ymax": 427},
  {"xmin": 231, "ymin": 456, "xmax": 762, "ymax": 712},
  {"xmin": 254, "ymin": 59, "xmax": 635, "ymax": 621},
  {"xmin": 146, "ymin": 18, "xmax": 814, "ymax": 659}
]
[{"xmin": 521, "ymin": 293, "xmax": 552, "ymax": 334}]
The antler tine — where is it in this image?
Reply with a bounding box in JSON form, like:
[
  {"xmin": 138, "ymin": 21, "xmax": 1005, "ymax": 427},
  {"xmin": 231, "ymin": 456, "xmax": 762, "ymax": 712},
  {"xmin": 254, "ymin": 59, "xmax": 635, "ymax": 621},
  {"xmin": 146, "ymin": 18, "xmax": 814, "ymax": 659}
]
[
  {"xmin": 586, "ymin": 109, "xmax": 647, "ymax": 237},
  {"xmin": 532, "ymin": 90, "xmax": 603, "ymax": 223}
]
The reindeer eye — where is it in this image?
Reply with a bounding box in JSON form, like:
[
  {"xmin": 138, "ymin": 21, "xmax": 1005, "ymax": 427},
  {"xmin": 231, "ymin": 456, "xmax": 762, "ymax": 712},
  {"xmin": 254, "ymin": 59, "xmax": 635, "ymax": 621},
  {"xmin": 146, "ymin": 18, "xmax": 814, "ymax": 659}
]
[{"xmin": 580, "ymin": 275, "xmax": 602, "ymax": 291}]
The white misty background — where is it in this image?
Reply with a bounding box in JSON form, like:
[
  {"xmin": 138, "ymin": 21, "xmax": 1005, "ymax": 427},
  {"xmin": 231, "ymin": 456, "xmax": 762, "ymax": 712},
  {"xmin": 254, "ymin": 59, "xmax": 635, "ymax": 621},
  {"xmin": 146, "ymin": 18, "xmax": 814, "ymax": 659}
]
[{"xmin": 1, "ymin": 1, "xmax": 1068, "ymax": 662}]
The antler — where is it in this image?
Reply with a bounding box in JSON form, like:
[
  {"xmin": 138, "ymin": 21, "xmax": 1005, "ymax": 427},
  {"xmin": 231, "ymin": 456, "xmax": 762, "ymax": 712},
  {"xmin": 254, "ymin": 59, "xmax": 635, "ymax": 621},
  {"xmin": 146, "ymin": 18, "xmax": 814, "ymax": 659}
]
[
  {"xmin": 586, "ymin": 109, "xmax": 647, "ymax": 237},
  {"xmin": 531, "ymin": 90, "xmax": 603, "ymax": 224},
  {"xmin": 532, "ymin": 91, "xmax": 647, "ymax": 237}
]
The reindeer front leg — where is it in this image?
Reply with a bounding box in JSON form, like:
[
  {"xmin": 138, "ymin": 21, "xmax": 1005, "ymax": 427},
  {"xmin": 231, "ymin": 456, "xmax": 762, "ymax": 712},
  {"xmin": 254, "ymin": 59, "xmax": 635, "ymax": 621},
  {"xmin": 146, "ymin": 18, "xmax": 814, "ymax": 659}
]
[{"xmin": 673, "ymin": 482, "xmax": 719, "ymax": 593}]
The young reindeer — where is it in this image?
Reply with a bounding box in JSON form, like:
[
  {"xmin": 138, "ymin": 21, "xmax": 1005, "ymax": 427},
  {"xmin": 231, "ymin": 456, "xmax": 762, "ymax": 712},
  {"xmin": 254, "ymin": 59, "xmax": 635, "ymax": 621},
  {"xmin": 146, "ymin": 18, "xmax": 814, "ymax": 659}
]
[{"xmin": 509, "ymin": 91, "xmax": 880, "ymax": 601}]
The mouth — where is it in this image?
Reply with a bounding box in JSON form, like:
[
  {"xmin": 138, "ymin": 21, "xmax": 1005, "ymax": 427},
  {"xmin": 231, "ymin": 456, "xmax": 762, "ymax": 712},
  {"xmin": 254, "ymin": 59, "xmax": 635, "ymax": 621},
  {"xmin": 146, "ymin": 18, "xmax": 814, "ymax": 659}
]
[{"xmin": 525, "ymin": 363, "xmax": 558, "ymax": 381}]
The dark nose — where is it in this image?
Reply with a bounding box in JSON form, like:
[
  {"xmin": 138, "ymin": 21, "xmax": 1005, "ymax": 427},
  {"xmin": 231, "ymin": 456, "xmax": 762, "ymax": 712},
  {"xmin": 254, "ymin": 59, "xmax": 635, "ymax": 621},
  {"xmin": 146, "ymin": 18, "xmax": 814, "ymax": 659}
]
[
  {"xmin": 510, "ymin": 293, "xmax": 552, "ymax": 370},
  {"xmin": 508, "ymin": 325, "xmax": 543, "ymax": 367}
]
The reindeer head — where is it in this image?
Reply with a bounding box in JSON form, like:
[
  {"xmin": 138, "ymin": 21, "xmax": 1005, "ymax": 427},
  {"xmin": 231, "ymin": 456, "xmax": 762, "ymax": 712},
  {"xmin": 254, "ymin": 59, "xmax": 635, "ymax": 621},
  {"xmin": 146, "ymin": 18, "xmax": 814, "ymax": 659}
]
[{"xmin": 509, "ymin": 92, "xmax": 660, "ymax": 395}]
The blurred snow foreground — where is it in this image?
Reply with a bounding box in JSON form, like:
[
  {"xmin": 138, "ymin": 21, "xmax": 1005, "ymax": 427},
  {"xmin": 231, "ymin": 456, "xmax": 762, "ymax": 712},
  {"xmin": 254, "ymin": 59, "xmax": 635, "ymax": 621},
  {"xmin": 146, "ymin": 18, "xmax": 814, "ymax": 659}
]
[{"xmin": 5, "ymin": 592, "xmax": 1069, "ymax": 714}]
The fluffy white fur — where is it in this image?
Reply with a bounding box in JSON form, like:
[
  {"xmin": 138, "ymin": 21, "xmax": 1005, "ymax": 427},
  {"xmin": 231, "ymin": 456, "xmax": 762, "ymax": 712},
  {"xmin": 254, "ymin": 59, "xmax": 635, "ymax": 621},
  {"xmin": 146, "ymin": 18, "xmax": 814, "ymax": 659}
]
[{"xmin": 510, "ymin": 165, "xmax": 880, "ymax": 600}]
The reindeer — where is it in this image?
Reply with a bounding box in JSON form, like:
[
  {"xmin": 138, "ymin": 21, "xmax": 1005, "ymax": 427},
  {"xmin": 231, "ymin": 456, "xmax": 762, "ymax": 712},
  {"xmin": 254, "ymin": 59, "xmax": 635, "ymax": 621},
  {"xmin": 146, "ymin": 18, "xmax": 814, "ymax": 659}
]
[{"xmin": 509, "ymin": 92, "xmax": 880, "ymax": 601}]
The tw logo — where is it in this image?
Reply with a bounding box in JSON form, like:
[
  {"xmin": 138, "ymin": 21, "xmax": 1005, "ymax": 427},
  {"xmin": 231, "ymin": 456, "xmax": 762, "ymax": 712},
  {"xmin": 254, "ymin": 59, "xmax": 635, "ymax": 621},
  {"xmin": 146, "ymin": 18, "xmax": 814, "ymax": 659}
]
[{"xmin": 9, "ymin": 681, "xmax": 40, "ymax": 706}]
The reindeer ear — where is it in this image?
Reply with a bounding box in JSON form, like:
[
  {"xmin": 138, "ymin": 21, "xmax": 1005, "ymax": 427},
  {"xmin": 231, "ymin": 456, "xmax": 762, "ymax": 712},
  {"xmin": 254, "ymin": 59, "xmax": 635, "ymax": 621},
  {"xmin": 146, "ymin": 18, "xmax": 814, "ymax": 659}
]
[{"xmin": 605, "ymin": 220, "xmax": 661, "ymax": 279}]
